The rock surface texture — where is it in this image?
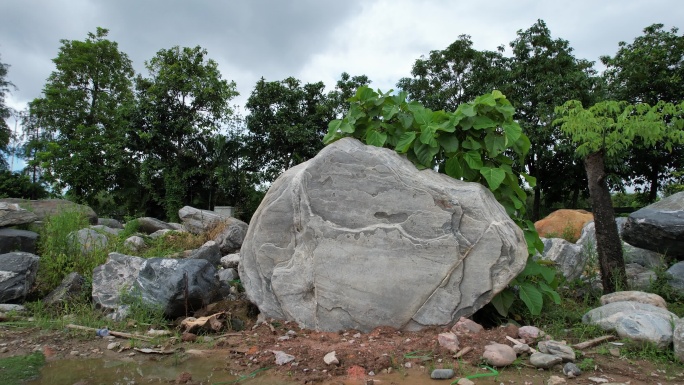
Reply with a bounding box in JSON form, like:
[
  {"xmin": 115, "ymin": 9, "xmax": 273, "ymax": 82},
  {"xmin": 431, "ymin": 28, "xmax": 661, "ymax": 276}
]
[
  {"xmin": 239, "ymin": 138, "xmax": 528, "ymax": 332},
  {"xmin": 0, "ymin": 252, "xmax": 40, "ymax": 303},
  {"xmin": 621, "ymin": 191, "xmax": 684, "ymax": 259}
]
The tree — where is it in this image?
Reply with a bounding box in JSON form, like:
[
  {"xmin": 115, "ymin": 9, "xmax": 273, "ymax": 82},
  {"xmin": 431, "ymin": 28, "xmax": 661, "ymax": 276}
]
[
  {"xmin": 327, "ymin": 72, "xmax": 371, "ymax": 118},
  {"xmin": 0, "ymin": 54, "xmax": 16, "ymax": 169},
  {"xmin": 27, "ymin": 28, "xmax": 135, "ymax": 206},
  {"xmin": 396, "ymin": 35, "xmax": 507, "ymax": 112},
  {"xmin": 504, "ymin": 20, "xmax": 598, "ymax": 219},
  {"xmin": 601, "ymin": 24, "xmax": 684, "ymax": 202},
  {"xmin": 555, "ymin": 100, "xmax": 684, "ymax": 293},
  {"xmin": 132, "ymin": 45, "xmax": 238, "ymax": 220},
  {"xmin": 244, "ymin": 77, "xmax": 334, "ymax": 183}
]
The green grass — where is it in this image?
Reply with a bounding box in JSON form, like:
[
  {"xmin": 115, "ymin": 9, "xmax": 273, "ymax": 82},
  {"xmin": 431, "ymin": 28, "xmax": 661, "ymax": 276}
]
[{"xmin": 0, "ymin": 352, "xmax": 46, "ymax": 385}]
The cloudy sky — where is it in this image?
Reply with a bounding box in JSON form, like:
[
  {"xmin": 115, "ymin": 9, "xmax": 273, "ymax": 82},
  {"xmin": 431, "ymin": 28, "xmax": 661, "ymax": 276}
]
[{"xmin": 2, "ymin": 0, "xmax": 683, "ymax": 118}]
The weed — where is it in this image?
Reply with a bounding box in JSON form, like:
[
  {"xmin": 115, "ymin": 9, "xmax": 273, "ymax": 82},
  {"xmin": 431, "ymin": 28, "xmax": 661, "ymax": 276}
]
[
  {"xmin": 119, "ymin": 287, "xmax": 167, "ymax": 327},
  {"xmin": 0, "ymin": 352, "xmax": 46, "ymax": 385}
]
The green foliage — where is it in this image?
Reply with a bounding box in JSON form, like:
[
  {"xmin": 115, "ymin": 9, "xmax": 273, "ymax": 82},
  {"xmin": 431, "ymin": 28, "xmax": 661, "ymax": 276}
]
[
  {"xmin": 0, "ymin": 170, "xmax": 48, "ymax": 199},
  {"xmin": 324, "ymin": 86, "xmax": 555, "ymax": 318},
  {"xmin": 0, "ymin": 352, "xmax": 45, "ymax": 385},
  {"xmin": 0, "ymin": 53, "xmax": 15, "ymax": 167},
  {"xmin": 491, "ymin": 259, "xmax": 561, "ymax": 317},
  {"xmin": 132, "ymin": 45, "xmax": 238, "ymax": 221},
  {"xmin": 36, "ymin": 209, "xmax": 94, "ymax": 293},
  {"xmin": 119, "ymin": 287, "xmax": 166, "ymax": 327},
  {"xmin": 25, "ymin": 27, "xmax": 136, "ymax": 206},
  {"xmin": 601, "ymin": 24, "xmax": 684, "ymax": 201}
]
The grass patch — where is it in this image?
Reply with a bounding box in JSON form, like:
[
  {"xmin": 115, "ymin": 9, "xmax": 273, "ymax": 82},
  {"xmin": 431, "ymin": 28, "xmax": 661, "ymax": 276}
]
[{"xmin": 0, "ymin": 352, "xmax": 46, "ymax": 385}]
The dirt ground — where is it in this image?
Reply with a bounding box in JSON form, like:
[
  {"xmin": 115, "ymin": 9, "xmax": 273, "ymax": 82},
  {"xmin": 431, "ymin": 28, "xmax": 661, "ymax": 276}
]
[{"xmin": 1, "ymin": 299, "xmax": 683, "ymax": 385}]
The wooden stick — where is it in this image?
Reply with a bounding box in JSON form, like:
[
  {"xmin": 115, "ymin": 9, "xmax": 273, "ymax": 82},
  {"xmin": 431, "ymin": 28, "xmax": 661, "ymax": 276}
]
[
  {"xmin": 505, "ymin": 336, "xmax": 538, "ymax": 353},
  {"xmin": 572, "ymin": 335, "xmax": 615, "ymax": 350},
  {"xmin": 66, "ymin": 324, "xmax": 153, "ymax": 342},
  {"xmin": 453, "ymin": 346, "xmax": 473, "ymax": 358}
]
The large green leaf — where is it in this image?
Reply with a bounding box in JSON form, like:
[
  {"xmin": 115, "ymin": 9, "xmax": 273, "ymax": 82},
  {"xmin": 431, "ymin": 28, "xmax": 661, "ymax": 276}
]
[
  {"xmin": 438, "ymin": 135, "xmax": 459, "ymax": 153},
  {"xmin": 464, "ymin": 150, "xmax": 483, "ymax": 170},
  {"xmin": 518, "ymin": 282, "xmax": 543, "ymax": 316},
  {"xmin": 480, "ymin": 166, "xmax": 506, "ymax": 191},
  {"xmin": 490, "ymin": 289, "xmax": 516, "ymax": 317},
  {"xmin": 413, "ymin": 140, "xmax": 439, "ymax": 168},
  {"xmin": 414, "ymin": 108, "xmax": 433, "ymax": 126},
  {"xmin": 538, "ymin": 281, "xmax": 561, "ymax": 304},
  {"xmin": 395, "ymin": 131, "xmax": 416, "ymax": 153},
  {"xmin": 382, "ymin": 104, "xmax": 400, "ymax": 120},
  {"xmin": 398, "ymin": 113, "xmax": 414, "ymax": 129},
  {"xmin": 366, "ymin": 129, "xmax": 387, "ymax": 147},
  {"xmin": 420, "ymin": 125, "xmax": 438, "ymax": 147},
  {"xmin": 445, "ymin": 155, "xmax": 463, "ymax": 179},
  {"xmin": 503, "ymin": 122, "xmax": 522, "ymax": 144},
  {"xmin": 484, "ymin": 134, "xmax": 506, "ymax": 157},
  {"xmin": 472, "ymin": 116, "xmax": 497, "ymax": 129}
]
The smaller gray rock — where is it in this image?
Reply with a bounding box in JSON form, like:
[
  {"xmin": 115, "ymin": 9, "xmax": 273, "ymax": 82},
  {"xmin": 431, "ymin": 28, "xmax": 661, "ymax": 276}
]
[
  {"xmin": 600, "ymin": 291, "xmax": 667, "ymax": 309},
  {"xmin": 482, "ymin": 342, "xmax": 516, "ymax": 367},
  {"xmin": 98, "ymin": 218, "xmax": 123, "ymax": 229},
  {"xmin": 538, "ymin": 341, "xmax": 575, "ymax": 362},
  {"xmin": 70, "ymin": 228, "xmax": 108, "ymax": 254},
  {"xmin": 220, "ymin": 254, "xmax": 240, "ymax": 269},
  {"xmin": 0, "ymin": 202, "xmax": 38, "ymax": 227},
  {"xmin": 0, "ymin": 252, "xmax": 40, "ymax": 303},
  {"xmin": 513, "ymin": 343, "xmax": 531, "ymax": 354},
  {"xmin": 136, "ymin": 217, "xmax": 174, "ymax": 235},
  {"xmin": 537, "ymin": 238, "xmax": 585, "ymax": 281},
  {"xmin": 90, "ymin": 225, "xmax": 121, "ymax": 236},
  {"xmin": 43, "ymin": 272, "xmax": 85, "ymax": 306},
  {"xmin": 150, "ymin": 229, "xmax": 174, "ymax": 239},
  {"xmin": 667, "ymin": 261, "xmax": 684, "ymax": 292},
  {"xmin": 92, "ymin": 253, "xmax": 145, "ymax": 310},
  {"xmin": 218, "ymin": 268, "xmax": 238, "ymax": 282},
  {"xmin": 0, "ymin": 304, "xmax": 25, "ymax": 312},
  {"xmin": 625, "ymin": 264, "xmax": 658, "ymax": 291},
  {"xmin": 673, "ymin": 318, "xmax": 684, "ymax": 363},
  {"xmin": 615, "ymin": 312, "xmax": 675, "ymax": 348},
  {"xmin": 530, "ymin": 352, "xmax": 562, "ymax": 369},
  {"xmin": 188, "ymin": 241, "xmax": 222, "ymax": 266},
  {"xmin": 0, "ymin": 228, "xmax": 38, "ymax": 254},
  {"xmin": 123, "ymin": 236, "xmax": 146, "ymax": 252},
  {"xmin": 563, "ymin": 362, "xmax": 582, "ymax": 378},
  {"xmin": 518, "ymin": 326, "xmax": 543, "ymax": 341},
  {"xmin": 430, "ymin": 368, "xmax": 455, "ymax": 379}
]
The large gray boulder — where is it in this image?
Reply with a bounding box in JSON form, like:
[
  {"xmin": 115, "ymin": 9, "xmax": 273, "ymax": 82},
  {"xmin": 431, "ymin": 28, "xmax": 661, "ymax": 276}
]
[
  {"xmin": 239, "ymin": 138, "xmax": 528, "ymax": 332},
  {"xmin": 133, "ymin": 258, "xmax": 220, "ymax": 318},
  {"xmin": 70, "ymin": 228, "xmax": 108, "ymax": 255},
  {"xmin": 0, "ymin": 252, "xmax": 40, "ymax": 303},
  {"xmin": 0, "ymin": 198, "xmax": 97, "ymax": 224},
  {"xmin": 43, "ymin": 272, "xmax": 86, "ymax": 306},
  {"xmin": 0, "ymin": 228, "xmax": 38, "ymax": 254},
  {"xmin": 92, "ymin": 253, "xmax": 145, "ymax": 310},
  {"xmin": 0, "ymin": 202, "xmax": 38, "ymax": 227},
  {"xmin": 579, "ymin": 220, "xmax": 665, "ymax": 268},
  {"xmin": 621, "ymin": 192, "xmax": 684, "ymax": 259}
]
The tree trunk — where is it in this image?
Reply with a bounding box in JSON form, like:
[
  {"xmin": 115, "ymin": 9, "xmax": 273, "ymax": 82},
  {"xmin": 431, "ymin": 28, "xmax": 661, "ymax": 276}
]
[
  {"xmin": 648, "ymin": 165, "xmax": 659, "ymax": 203},
  {"xmin": 584, "ymin": 151, "xmax": 627, "ymax": 293}
]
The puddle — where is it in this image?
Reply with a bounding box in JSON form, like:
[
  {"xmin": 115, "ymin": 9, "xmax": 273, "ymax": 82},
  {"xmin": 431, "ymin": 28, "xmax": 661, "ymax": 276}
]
[{"xmin": 25, "ymin": 354, "xmax": 298, "ymax": 385}]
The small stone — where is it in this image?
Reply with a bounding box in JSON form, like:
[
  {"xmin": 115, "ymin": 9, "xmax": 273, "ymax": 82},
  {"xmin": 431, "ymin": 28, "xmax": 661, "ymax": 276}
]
[
  {"xmin": 175, "ymin": 371, "xmax": 192, "ymax": 384},
  {"xmin": 482, "ymin": 342, "xmax": 517, "ymax": 367},
  {"xmin": 609, "ymin": 348, "xmax": 620, "ymax": 357},
  {"xmin": 106, "ymin": 342, "xmax": 120, "ymax": 350},
  {"xmin": 430, "ymin": 368, "xmax": 455, "ymax": 379},
  {"xmin": 519, "ymin": 326, "xmax": 543, "ymax": 341},
  {"xmin": 324, "ymin": 351, "xmax": 339, "ymax": 365},
  {"xmin": 529, "ymin": 352, "xmax": 562, "ymax": 369},
  {"xmin": 273, "ymin": 350, "xmax": 295, "ymax": 365},
  {"xmin": 563, "ymin": 362, "xmax": 582, "ymax": 378},
  {"xmin": 457, "ymin": 379, "xmax": 475, "ymax": 385},
  {"xmin": 404, "ymin": 362, "xmax": 412, "ymax": 368},
  {"xmin": 546, "ymin": 375, "xmax": 567, "ymax": 385},
  {"xmin": 70, "ymin": 350, "xmax": 79, "ymax": 356},
  {"xmin": 538, "ymin": 340, "xmax": 575, "ymax": 362},
  {"xmin": 513, "ymin": 343, "xmax": 531, "ymax": 354},
  {"xmin": 181, "ymin": 332, "xmax": 197, "ymax": 342},
  {"xmin": 451, "ymin": 317, "xmax": 484, "ymax": 334},
  {"xmin": 437, "ymin": 332, "xmax": 460, "ymax": 352}
]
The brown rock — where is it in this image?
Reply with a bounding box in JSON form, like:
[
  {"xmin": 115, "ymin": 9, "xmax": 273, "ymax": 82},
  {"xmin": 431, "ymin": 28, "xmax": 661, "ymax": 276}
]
[
  {"xmin": 181, "ymin": 332, "xmax": 198, "ymax": 342},
  {"xmin": 534, "ymin": 209, "xmax": 593, "ymax": 242}
]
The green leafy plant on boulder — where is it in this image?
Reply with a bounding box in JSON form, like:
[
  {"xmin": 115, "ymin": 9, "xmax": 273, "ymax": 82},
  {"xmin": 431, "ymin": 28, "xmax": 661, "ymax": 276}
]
[{"xmin": 324, "ymin": 86, "xmax": 558, "ymax": 316}]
